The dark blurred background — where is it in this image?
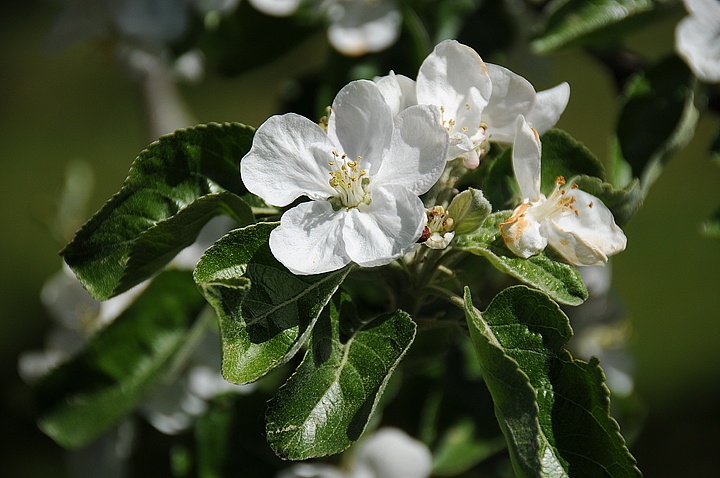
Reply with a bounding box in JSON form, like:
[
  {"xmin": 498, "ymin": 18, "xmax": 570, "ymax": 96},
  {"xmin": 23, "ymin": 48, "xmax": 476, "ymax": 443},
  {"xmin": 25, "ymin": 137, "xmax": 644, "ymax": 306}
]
[{"xmin": 2, "ymin": 2, "xmax": 719, "ymax": 477}]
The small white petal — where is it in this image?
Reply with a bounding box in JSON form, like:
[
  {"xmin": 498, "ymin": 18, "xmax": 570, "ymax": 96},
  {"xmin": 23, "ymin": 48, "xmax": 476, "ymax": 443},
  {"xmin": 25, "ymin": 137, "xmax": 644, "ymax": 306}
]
[
  {"xmin": 247, "ymin": 0, "xmax": 300, "ymax": 16},
  {"xmin": 343, "ymin": 186, "xmax": 425, "ymax": 267},
  {"xmin": 327, "ymin": 80, "xmax": 394, "ymax": 176},
  {"xmin": 483, "ymin": 63, "xmax": 537, "ymax": 143},
  {"xmin": 373, "ymin": 104, "xmax": 448, "ymax": 195},
  {"xmin": 326, "ymin": 0, "xmax": 401, "ymax": 56},
  {"xmin": 353, "ymin": 428, "xmax": 432, "ymax": 478},
  {"xmin": 373, "ymin": 71, "xmax": 417, "ymax": 116},
  {"xmin": 676, "ymin": 13, "xmax": 720, "ymax": 83},
  {"xmin": 543, "ymin": 220, "xmax": 609, "ymax": 266},
  {"xmin": 512, "ymin": 115, "xmax": 542, "ymax": 201},
  {"xmin": 500, "ymin": 203, "xmax": 548, "ymax": 259},
  {"xmin": 269, "ymin": 201, "xmax": 351, "ymax": 275},
  {"xmin": 276, "ymin": 463, "xmax": 348, "ymax": 478},
  {"xmin": 241, "ymin": 113, "xmax": 337, "ymax": 206},
  {"xmin": 417, "ymin": 40, "xmax": 490, "ymax": 136},
  {"xmin": 549, "ymin": 188, "xmax": 627, "ymax": 261},
  {"xmin": 526, "ymin": 82, "xmax": 570, "ymax": 135}
]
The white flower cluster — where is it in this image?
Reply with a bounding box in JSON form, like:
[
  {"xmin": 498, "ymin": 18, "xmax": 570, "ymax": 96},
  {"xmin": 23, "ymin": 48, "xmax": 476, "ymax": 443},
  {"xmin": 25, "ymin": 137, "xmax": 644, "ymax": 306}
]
[{"xmin": 241, "ymin": 40, "xmax": 626, "ymax": 275}]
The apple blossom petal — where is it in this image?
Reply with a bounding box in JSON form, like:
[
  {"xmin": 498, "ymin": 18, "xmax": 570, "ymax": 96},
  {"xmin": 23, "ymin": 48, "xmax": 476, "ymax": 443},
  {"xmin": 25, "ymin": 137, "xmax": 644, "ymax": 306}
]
[
  {"xmin": 416, "ymin": 40, "xmax": 490, "ymax": 135},
  {"xmin": 269, "ymin": 201, "xmax": 351, "ymax": 275},
  {"xmin": 549, "ymin": 188, "xmax": 627, "ymax": 259},
  {"xmin": 353, "ymin": 428, "xmax": 432, "ymax": 478},
  {"xmin": 676, "ymin": 12, "xmax": 720, "ymax": 83},
  {"xmin": 511, "ymin": 115, "xmax": 542, "ymax": 201},
  {"xmin": 500, "ymin": 203, "xmax": 547, "ymax": 259},
  {"xmin": 327, "ymin": 80, "xmax": 393, "ymax": 176},
  {"xmin": 241, "ymin": 113, "xmax": 337, "ymax": 206},
  {"xmin": 373, "ymin": 105, "xmax": 448, "ymax": 195},
  {"xmin": 373, "ymin": 71, "xmax": 418, "ymax": 116},
  {"xmin": 247, "ymin": 0, "xmax": 300, "ymax": 17},
  {"xmin": 343, "ymin": 186, "xmax": 425, "ymax": 267},
  {"xmin": 542, "ymin": 220, "xmax": 609, "ymax": 266},
  {"xmin": 683, "ymin": 0, "xmax": 720, "ymax": 18},
  {"xmin": 326, "ymin": 0, "xmax": 401, "ymax": 56},
  {"xmin": 526, "ymin": 82, "xmax": 571, "ymax": 135},
  {"xmin": 276, "ymin": 463, "xmax": 348, "ymax": 478},
  {"xmin": 483, "ymin": 63, "xmax": 537, "ymax": 143}
]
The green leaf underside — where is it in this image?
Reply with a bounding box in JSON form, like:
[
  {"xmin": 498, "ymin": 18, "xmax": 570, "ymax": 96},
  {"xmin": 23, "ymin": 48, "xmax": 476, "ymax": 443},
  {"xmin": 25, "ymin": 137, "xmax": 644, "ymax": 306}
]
[
  {"xmin": 194, "ymin": 222, "xmax": 350, "ymax": 385},
  {"xmin": 464, "ymin": 286, "xmax": 641, "ymax": 477},
  {"xmin": 35, "ymin": 270, "xmax": 207, "ymax": 449},
  {"xmin": 455, "ymin": 212, "xmax": 588, "ymax": 306},
  {"xmin": 265, "ymin": 294, "xmax": 416, "ymax": 460},
  {"xmin": 615, "ymin": 56, "xmax": 697, "ymax": 193},
  {"xmin": 532, "ymin": 0, "xmax": 655, "ymax": 53},
  {"xmin": 61, "ymin": 123, "xmax": 255, "ymax": 301}
]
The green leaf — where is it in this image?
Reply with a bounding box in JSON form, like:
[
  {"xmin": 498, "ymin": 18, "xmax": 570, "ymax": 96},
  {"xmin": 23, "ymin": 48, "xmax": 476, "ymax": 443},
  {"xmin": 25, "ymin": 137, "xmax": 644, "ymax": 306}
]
[
  {"xmin": 265, "ymin": 294, "xmax": 416, "ymax": 460},
  {"xmin": 702, "ymin": 207, "xmax": 720, "ymax": 239},
  {"xmin": 195, "ymin": 396, "xmax": 236, "ymax": 478},
  {"xmin": 464, "ymin": 286, "xmax": 641, "ymax": 477},
  {"xmin": 531, "ymin": 0, "xmax": 655, "ymax": 54},
  {"xmin": 614, "ymin": 56, "xmax": 698, "ymax": 193},
  {"xmin": 35, "ymin": 270, "xmax": 208, "ymax": 449},
  {"xmin": 455, "ymin": 212, "xmax": 588, "ymax": 306},
  {"xmin": 61, "ymin": 123, "xmax": 256, "ymax": 300},
  {"xmin": 539, "ymin": 129, "xmax": 606, "ymax": 192},
  {"xmin": 432, "ymin": 418, "xmax": 506, "ymax": 476},
  {"xmin": 193, "ymin": 222, "xmax": 350, "ymax": 385}
]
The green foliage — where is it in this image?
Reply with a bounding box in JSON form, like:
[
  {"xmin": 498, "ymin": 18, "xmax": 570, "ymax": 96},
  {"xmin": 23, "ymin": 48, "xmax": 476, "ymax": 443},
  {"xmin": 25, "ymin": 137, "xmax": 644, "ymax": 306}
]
[
  {"xmin": 464, "ymin": 286, "xmax": 641, "ymax": 477},
  {"xmin": 532, "ymin": 0, "xmax": 655, "ymax": 54},
  {"xmin": 61, "ymin": 123, "xmax": 255, "ymax": 300},
  {"xmin": 266, "ymin": 293, "xmax": 416, "ymax": 460},
  {"xmin": 455, "ymin": 212, "xmax": 588, "ymax": 306},
  {"xmin": 614, "ymin": 56, "xmax": 698, "ymax": 193},
  {"xmin": 34, "ymin": 271, "xmax": 207, "ymax": 449},
  {"xmin": 194, "ymin": 222, "xmax": 350, "ymax": 385}
]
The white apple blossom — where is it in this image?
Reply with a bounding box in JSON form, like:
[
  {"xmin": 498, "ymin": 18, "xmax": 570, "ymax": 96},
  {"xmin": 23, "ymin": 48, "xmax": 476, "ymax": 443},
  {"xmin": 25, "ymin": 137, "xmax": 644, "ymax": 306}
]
[
  {"xmin": 276, "ymin": 428, "xmax": 432, "ymax": 478},
  {"xmin": 675, "ymin": 0, "xmax": 720, "ymax": 83},
  {"xmin": 374, "ymin": 40, "xmax": 569, "ymax": 168},
  {"xmin": 241, "ymin": 80, "xmax": 449, "ymax": 275},
  {"xmin": 500, "ymin": 116, "xmax": 626, "ymax": 266},
  {"xmin": 323, "ymin": 0, "xmax": 402, "ymax": 56}
]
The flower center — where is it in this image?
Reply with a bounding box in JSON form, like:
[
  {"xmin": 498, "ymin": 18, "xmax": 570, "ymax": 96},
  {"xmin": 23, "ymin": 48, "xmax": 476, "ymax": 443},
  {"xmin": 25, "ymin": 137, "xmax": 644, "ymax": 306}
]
[
  {"xmin": 534, "ymin": 176, "xmax": 580, "ymax": 220},
  {"xmin": 327, "ymin": 150, "xmax": 372, "ymax": 210}
]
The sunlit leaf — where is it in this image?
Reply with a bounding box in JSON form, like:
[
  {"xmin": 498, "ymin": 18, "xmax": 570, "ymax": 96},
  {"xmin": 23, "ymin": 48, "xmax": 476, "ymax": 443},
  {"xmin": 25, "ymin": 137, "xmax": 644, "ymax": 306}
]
[
  {"xmin": 265, "ymin": 294, "xmax": 415, "ymax": 460},
  {"xmin": 61, "ymin": 123, "xmax": 255, "ymax": 300},
  {"xmin": 194, "ymin": 222, "xmax": 350, "ymax": 385},
  {"xmin": 35, "ymin": 271, "xmax": 207, "ymax": 449},
  {"xmin": 532, "ymin": 0, "xmax": 655, "ymax": 54},
  {"xmin": 464, "ymin": 286, "xmax": 641, "ymax": 477},
  {"xmin": 455, "ymin": 212, "xmax": 588, "ymax": 305}
]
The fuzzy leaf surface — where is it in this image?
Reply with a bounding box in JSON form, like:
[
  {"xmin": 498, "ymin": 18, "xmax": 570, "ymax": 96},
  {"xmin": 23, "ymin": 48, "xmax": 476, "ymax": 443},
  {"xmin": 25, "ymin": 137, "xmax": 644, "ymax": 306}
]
[
  {"xmin": 61, "ymin": 123, "xmax": 255, "ymax": 300},
  {"xmin": 194, "ymin": 222, "xmax": 350, "ymax": 385},
  {"xmin": 265, "ymin": 294, "xmax": 415, "ymax": 460},
  {"xmin": 455, "ymin": 212, "xmax": 587, "ymax": 306},
  {"xmin": 464, "ymin": 286, "xmax": 641, "ymax": 477}
]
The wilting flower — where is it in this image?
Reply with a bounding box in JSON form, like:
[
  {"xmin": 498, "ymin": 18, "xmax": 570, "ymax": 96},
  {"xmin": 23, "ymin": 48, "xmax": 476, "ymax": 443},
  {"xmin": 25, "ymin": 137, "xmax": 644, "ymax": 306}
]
[
  {"xmin": 374, "ymin": 40, "xmax": 569, "ymax": 169},
  {"xmin": 277, "ymin": 428, "xmax": 432, "ymax": 478},
  {"xmin": 241, "ymin": 80, "xmax": 448, "ymax": 275},
  {"xmin": 675, "ymin": 0, "xmax": 720, "ymax": 83},
  {"xmin": 500, "ymin": 116, "xmax": 626, "ymax": 266}
]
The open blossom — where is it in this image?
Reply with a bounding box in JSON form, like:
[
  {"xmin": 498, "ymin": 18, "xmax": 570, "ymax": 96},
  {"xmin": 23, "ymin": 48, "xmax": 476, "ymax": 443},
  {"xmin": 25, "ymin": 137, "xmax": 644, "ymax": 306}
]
[
  {"xmin": 240, "ymin": 80, "xmax": 448, "ymax": 275},
  {"xmin": 500, "ymin": 116, "xmax": 626, "ymax": 266},
  {"xmin": 675, "ymin": 0, "xmax": 720, "ymax": 83},
  {"xmin": 277, "ymin": 428, "xmax": 432, "ymax": 478},
  {"xmin": 374, "ymin": 40, "xmax": 569, "ymax": 168}
]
